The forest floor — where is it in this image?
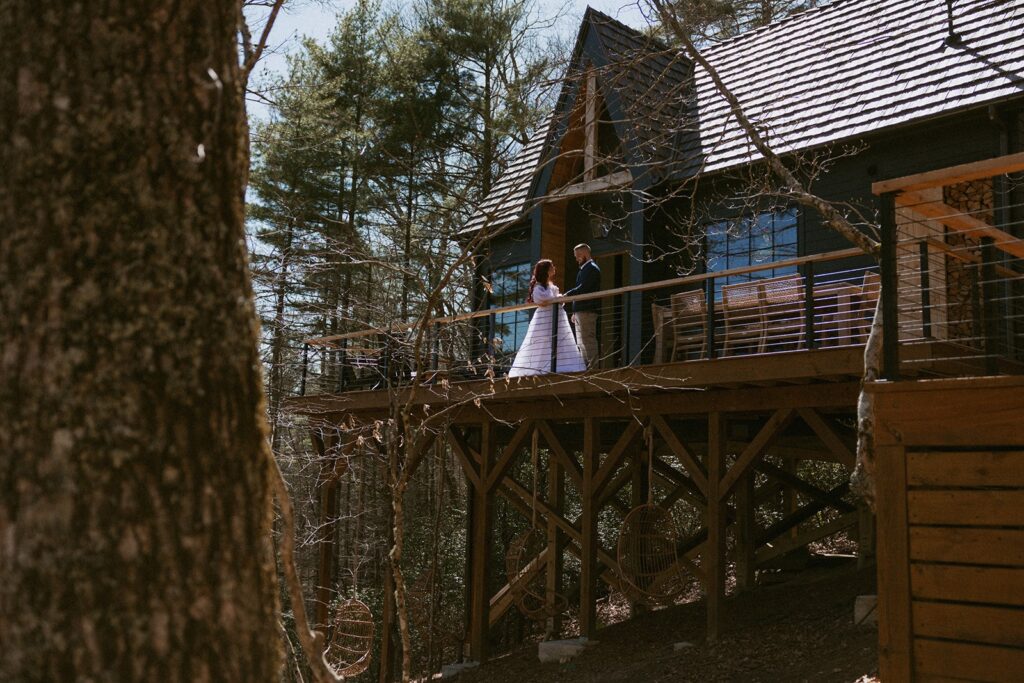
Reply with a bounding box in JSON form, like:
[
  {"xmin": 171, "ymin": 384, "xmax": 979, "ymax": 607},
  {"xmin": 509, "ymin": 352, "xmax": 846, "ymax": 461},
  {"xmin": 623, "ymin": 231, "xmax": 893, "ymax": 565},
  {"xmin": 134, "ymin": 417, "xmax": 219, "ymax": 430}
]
[{"xmin": 453, "ymin": 560, "xmax": 878, "ymax": 683}]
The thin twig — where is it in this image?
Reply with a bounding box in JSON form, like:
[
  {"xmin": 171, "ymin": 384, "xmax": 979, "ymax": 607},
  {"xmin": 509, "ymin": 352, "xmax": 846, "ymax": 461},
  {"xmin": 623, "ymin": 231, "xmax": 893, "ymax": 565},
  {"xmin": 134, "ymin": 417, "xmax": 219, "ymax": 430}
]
[{"xmin": 271, "ymin": 456, "xmax": 343, "ymax": 683}]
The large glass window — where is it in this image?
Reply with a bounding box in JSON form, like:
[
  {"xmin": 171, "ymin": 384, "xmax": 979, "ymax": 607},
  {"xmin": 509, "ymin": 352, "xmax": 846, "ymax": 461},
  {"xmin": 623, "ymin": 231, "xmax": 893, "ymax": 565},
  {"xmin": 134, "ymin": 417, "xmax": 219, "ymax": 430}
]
[
  {"xmin": 706, "ymin": 207, "xmax": 798, "ymax": 294},
  {"xmin": 490, "ymin": 262, "xmax": 532, "ymax": 355}
]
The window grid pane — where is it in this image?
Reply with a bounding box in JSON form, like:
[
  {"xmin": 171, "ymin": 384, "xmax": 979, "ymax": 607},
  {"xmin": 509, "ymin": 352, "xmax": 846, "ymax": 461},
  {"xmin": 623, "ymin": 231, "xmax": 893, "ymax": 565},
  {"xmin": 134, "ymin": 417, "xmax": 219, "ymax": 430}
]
[
  {"xmin": 491, "ymin": 262, "xmax": 532, "ymax": 354},
  {"xmin": 706, "ymin": 208, "xmax": 799, "ymax": 295}
]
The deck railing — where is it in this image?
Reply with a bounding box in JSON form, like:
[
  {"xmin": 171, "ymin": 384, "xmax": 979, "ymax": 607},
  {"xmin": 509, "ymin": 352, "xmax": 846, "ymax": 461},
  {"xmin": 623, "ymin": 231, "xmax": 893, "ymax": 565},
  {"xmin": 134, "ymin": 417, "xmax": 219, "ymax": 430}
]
[
  {"xmin": 297, "ymin": 196, "xmax": 1024, "ymax": 396},
  {"xmin": 879, "ymin": 183, "xmax": 1024, "ymax": 379},
  {"xmin": 298, "ymin": 246, "xmax": 884, "ymax": 394},
  {"xmin": 297, "ymin": 187, "xmax": 1024, "ymax": 396}
]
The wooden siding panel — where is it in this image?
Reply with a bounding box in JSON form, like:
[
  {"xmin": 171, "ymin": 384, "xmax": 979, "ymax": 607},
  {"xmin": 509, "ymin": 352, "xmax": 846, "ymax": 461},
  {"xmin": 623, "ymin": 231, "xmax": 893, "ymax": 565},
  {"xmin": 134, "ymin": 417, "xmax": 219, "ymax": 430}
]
[
  {"xmin": 909, "ymin": 526, "xmax": 1024, "ymax": 567},
  {"xmin": 906, "ymin": 451, "xmax": 1024, "ymax": 488},
  {"xmin": 912, "ymin": 602, "xmax": 1024, "ymax": 648},
  {"xmin": 871, "ymin": 377, "xmax": 1024, "ymax": 448},
  {"xmin": 907, "ymin": 490, "xmax": 1024, "ymax": 526},
  {"xmin": 910, "ymin": 564, "xmax": 1024, "ymax": 606},
  {"xmin": 540, "ymin": 200, "xmax": 567, "ymax": 282},
  {"xmin": 914, "ymin": 639, "xmax": 1024, "ymax": 683}
]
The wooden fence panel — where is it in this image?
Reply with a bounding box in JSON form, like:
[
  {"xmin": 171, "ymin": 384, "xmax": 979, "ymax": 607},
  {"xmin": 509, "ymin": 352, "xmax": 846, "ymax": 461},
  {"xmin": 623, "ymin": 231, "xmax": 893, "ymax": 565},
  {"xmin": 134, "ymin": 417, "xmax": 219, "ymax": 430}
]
[{"xmin": 870, "ymin": 377, "xmax": 1024, "ymax": 682}]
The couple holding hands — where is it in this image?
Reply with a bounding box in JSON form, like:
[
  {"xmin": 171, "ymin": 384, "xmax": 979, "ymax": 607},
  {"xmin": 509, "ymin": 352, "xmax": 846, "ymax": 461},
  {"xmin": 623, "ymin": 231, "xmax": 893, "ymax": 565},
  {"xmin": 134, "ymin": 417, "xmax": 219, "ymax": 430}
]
[{"xmin": 508, "ymin": 244, "xmax": 601, "ymax": 378}]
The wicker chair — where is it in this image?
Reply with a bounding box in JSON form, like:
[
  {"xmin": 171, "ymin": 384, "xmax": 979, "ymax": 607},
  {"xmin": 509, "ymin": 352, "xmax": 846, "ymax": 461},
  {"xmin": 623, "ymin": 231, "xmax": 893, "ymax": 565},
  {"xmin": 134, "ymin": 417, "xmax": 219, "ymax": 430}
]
[
  {"xmin": 760, "ymin": 274, "xmax": 806, "ymax": 351},
  {"xmin": 669, "ymin": 289, "xmax": 708, "ymax": 361},
  {"xmin": 721, "ymin": 280, "xmax": 765, "ymax": 355}
]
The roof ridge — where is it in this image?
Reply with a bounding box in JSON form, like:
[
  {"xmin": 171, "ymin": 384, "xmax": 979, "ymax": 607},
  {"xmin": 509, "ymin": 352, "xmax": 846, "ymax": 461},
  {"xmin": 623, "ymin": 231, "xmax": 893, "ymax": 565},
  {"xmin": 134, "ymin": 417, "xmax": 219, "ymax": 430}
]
[{"xmin": 583, "ymin": 5, "xmax": 673, "ymax": 52}]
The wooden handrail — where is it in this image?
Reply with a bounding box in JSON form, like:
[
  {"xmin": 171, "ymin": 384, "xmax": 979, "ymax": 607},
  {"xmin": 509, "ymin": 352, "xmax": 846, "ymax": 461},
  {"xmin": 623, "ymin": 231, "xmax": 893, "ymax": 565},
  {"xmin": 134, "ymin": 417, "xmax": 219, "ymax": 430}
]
[
  {"xmin": 871, "ymin": 151, "xmax": 1024, "ymax": 195},
  {"xmin": 303, "ymin": 246, "xmax": 868, "ymax": 347}
]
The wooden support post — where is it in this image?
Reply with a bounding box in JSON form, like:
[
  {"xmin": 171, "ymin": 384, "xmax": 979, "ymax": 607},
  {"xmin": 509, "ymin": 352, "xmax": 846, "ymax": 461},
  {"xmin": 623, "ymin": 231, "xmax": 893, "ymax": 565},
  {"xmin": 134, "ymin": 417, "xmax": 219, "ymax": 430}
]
[
  {"xmin": 783, "ymin": 458, "xmax": 799, "ymax": 541},
  {"xmin": 579, "ymin": 418, "xmax": 600, "ymax": 639},
  {"xmin": 469, "ymin": 423, "xmax": 494, "ymax": 662},
  {"xmin": 546, "ymin": 446, "xmax": 565, "ymax": 637},
  {"xmin": 315, "ymin": 476, "xmax": 339, "ymax": 626},
  {"xmin": 875, "ymin": 444, "xmax": 912, "ymax": 681},
  {"xmin": 706, "ymin": 412, "xmax": 727, "ymax": 641},
  {"xmin": 734, "ymin": 472, "xmax": 756, "ymax": 592}
]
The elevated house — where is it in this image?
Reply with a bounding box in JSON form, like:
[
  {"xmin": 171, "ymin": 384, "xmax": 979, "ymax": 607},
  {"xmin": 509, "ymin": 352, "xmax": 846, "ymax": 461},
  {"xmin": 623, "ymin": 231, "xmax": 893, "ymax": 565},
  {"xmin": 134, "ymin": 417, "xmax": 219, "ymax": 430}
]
[{"xmin": 289, "ymin": 1, "xmax": 1024, "ymax": 680}]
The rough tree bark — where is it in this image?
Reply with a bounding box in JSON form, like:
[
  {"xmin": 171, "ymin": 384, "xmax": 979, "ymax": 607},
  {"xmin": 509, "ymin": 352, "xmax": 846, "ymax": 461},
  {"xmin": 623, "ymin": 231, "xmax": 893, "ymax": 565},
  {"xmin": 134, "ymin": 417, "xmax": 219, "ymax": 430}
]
[{"xmin": 0, "ymin": 2, "xmax": 281, "ymax": 680}]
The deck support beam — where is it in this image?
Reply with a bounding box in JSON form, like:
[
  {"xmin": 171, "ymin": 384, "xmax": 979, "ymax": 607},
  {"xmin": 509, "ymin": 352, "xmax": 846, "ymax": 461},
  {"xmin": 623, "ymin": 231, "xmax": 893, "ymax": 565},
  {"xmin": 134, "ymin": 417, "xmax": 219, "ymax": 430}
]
[
  {"xmin": 579, "ymin": 418, "xmax": 600, "ymax": 638},
  {"xmin": 546, "ymin": 446, "xmax": 565, "ymax": 637},
  {"xmin": 706, "ymin": 412, "xmax": 727, "ymax": 641},
  {"xmin": 734, "ymin": 472, "xmax": 756, "ymax": 592},
  {"xmin": 469, "ymin": 423, "xmax": 494, "ymax": 662}
]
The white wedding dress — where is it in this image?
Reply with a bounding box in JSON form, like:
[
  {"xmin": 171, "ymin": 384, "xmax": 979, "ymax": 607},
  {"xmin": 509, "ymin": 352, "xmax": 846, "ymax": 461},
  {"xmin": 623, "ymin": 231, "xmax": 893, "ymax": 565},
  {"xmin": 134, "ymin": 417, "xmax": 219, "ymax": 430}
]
[{"xmin": 508, "ymin": 283, "xmax": 586, "ymax": 377}]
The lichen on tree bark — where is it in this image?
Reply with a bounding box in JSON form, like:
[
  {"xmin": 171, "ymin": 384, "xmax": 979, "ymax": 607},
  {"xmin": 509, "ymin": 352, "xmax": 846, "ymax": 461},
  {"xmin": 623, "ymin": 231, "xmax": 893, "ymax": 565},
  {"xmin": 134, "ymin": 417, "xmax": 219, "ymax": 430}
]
[{"xmin": 0, "ymin": 2, "xmax": 281, "ymax": 679}]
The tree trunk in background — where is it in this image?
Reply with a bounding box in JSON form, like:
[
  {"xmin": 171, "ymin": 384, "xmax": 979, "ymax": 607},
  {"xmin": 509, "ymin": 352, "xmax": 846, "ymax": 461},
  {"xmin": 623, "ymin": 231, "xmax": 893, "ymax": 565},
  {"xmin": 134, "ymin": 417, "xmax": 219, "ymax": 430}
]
[{"xmin": 0, "ymin": 1, "xmax": 281, "ymax": 680}]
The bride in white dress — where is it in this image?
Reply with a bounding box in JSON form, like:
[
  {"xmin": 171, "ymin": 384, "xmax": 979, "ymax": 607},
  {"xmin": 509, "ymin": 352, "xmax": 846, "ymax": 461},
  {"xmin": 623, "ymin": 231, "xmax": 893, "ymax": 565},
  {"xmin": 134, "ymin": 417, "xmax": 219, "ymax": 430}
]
[{"xmin": 509, "ymin": 259, "xmax": 586, "ymax": 377}]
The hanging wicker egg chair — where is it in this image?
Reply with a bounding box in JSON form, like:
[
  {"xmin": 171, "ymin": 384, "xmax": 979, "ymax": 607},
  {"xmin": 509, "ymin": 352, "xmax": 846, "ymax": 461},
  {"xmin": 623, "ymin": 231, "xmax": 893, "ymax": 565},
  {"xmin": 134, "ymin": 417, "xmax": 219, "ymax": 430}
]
[
  {"xmin": 326, "ymin": 598, "xmax": 374, "ymax": 678},
  {"xmin": 616, "ymin": 503, "xmax": 690, "ymax": 606}
]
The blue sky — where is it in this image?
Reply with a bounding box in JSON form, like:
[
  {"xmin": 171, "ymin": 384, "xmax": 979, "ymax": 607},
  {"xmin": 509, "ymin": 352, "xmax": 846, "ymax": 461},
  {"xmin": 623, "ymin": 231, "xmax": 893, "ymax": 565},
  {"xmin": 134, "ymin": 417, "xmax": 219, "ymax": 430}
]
[{"xmin": 245, "ymin": 0, "xmax": 651, "ymax": 120}]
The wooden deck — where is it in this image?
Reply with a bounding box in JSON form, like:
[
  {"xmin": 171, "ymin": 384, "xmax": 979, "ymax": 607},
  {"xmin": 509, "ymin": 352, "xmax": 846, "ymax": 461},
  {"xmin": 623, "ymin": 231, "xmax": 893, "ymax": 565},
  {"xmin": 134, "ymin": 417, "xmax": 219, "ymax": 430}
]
[{"xmin": 287, "ymin": 341, "xmax": 968, "ymax": 423}]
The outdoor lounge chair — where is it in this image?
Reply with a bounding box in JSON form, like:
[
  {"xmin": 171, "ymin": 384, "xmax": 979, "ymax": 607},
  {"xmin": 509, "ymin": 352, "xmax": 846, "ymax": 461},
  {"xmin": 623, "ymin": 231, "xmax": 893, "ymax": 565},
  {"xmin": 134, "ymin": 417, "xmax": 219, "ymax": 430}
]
[
  {"xmin": 760, "ymin": 274, "xmax": 806, "ymax": 351},
  {"xmin": 669, "ymin": 289, "xmax": 707, "ymax": 361},
  {"xmin": 721, "ymin": 280, "xmax": 765, "ymax": 355}
]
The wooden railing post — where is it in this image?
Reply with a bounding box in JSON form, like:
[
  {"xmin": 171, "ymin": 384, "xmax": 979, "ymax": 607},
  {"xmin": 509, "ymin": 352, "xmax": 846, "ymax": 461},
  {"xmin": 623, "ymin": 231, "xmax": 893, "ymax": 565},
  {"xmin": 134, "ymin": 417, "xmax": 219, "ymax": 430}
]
[
  {"xmin": 980, "ymin": 237, "xmax": 1000, "ymax": 374},
  {"xmin": 804, "ymin": 261, "xmax": 817, "ymax": 348},
  {"xmin": 879, "ymin": 191, "xmax": 900, "ymax": 380},
  {"xmin": 919, "ymin": 240, "xmax": 932, "ymax": 339},
  {"xmin": 705, "ymin": 277, "xmax": 717, "ymax": 359},
  {"xmin": 550, "ymin": 302, "xmax": 559, "ymax": 373}
]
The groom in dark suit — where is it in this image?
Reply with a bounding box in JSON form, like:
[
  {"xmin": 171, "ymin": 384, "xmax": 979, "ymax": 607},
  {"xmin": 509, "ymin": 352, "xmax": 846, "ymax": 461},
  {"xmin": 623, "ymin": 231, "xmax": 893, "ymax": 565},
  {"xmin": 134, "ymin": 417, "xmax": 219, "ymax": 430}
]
[{"xmin": 565, "ymin": 243, "xmax": 601, "ymax": 369}]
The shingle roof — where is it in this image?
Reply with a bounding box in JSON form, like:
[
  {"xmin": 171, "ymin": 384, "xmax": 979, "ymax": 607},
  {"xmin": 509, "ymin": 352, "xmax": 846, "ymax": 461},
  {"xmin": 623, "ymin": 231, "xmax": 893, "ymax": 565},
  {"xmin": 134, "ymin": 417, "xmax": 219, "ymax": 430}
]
[
  {"xmin": 466, "ymin": 0, "xmax": 1024, "ymax": 232},
  {"xmin": 692, "ymin": 0, "xmax": 1024, "ymax": 173},
  {"xmin": 461, "ymin": 117, "xmax": 550, "ymax": 235}
]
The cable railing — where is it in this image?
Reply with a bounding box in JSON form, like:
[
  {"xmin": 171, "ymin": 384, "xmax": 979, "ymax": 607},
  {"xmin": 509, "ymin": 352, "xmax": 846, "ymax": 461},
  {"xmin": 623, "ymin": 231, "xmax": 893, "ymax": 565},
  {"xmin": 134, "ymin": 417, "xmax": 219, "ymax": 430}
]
[
  {"xmin": 294, "ymin": 155, "xmax": 1024, "ymax": 397},
  {"xmin": 297, "ymin": 246, "xmax": 880, "ymax": 395},
  {"xmin": 881, "ymin": 188, "xmax": 1024, "ymax": 378}
]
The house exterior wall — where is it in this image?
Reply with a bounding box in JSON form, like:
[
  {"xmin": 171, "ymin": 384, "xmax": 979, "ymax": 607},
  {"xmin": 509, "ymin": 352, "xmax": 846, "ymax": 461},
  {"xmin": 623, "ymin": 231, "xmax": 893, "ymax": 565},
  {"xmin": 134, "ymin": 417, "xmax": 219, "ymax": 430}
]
[{"xmin": 476, "ymin": 103, "xmax": 1023, "ymax": 364}]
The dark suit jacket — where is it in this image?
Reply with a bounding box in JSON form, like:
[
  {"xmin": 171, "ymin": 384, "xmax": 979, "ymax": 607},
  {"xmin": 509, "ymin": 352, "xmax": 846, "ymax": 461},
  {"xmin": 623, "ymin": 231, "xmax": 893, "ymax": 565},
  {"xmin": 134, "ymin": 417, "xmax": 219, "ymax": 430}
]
[{"xmin": 564, "ymin": 260, "xmax": 601, "ymax": 313}]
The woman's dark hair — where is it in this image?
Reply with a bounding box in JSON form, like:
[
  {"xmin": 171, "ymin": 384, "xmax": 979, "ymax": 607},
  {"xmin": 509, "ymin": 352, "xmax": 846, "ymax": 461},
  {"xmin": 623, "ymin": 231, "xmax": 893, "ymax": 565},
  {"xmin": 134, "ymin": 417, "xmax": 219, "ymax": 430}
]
[{"xmin": 527, "ymin": 259, "xmax": 554, "ymax": 303}]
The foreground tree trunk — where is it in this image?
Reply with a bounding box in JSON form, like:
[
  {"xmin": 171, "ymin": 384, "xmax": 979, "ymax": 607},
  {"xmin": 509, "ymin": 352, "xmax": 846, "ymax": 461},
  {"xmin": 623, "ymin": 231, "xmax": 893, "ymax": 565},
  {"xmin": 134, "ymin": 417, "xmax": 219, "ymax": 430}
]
[{"xmin": 0, "ymin": 2, "xmax": 281, "ymax": 680}]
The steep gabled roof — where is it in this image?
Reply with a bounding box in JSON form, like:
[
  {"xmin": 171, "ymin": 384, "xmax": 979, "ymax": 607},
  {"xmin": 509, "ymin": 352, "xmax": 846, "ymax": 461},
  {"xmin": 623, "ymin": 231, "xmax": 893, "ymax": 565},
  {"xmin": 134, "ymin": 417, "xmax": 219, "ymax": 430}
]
[
  {"xmin": 466, "ymin": 0, "xmax": 1024, "ymax": 234},
  {"xmin": 586, "ymin": 8, "xmax": 693, "ymax": 178}
]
